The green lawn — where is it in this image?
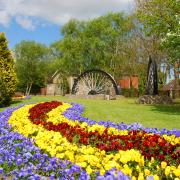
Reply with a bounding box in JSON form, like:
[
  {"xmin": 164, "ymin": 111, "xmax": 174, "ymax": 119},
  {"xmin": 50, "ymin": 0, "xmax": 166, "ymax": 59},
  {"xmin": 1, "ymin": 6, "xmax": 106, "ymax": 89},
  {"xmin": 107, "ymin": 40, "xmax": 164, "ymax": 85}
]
[{"xmin": 0, "ymin": 95, "xmax": 180, "ymax": 130}]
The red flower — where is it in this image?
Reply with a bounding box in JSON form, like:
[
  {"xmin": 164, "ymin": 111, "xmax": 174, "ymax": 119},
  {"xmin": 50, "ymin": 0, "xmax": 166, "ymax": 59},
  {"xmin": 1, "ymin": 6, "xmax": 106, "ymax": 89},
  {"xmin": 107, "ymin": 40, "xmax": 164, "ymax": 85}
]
[{"xmin": 28, "ymin": 102, "xmax": 178, "ymax": 163}]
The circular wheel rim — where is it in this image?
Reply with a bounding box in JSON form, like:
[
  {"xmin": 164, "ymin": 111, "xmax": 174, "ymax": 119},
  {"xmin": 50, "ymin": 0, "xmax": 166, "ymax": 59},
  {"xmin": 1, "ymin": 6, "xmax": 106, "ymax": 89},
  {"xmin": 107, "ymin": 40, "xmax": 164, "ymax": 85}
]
[{"xmin": 72, "ymin": 69, "xmax": 119, "ymax": 95}]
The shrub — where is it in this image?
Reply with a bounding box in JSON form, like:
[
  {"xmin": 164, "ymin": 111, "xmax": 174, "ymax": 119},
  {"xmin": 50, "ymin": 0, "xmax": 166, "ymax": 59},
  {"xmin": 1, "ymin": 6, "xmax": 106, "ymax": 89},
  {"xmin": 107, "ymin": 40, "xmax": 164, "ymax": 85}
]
[
  {"xmin": 0, "ymin": 33, "xmax": 17, "ymax": 107},
  {"xmin": 121, "ymin": 88, "xmax": 138, "ymax": 97}
]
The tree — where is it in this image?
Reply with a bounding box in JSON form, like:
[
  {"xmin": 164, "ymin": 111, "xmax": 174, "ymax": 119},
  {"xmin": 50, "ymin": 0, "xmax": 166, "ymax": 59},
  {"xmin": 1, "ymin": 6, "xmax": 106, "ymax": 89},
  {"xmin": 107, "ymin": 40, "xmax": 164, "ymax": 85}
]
[
  {"xmin": 0, "ymin": 32, "xmax": 17, "ymax": 107},
  {"xmin": 136, "ymin": 0, "xmax": 180, "ymax": 97},
  {"xmin": 56, "ymin": 13, "xmax": 136, "ymax": 78},
  {"xmin": 14, "ymin": 41, "xmax": 49, "ymax": 95},
  {"xmin": 51, "ymin": 13, "xmax": 157, "ymax": 96},
  {"xmin": 59, "ymin": 19, "xmax": 85, "ymax": 75}
]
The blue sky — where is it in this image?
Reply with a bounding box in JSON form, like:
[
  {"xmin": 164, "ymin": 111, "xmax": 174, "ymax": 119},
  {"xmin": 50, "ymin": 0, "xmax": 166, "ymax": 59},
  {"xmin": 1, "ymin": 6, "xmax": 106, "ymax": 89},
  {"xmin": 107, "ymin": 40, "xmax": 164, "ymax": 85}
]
[
  {"xmin": 0, "ymin": 19, "xmax": 62, "ymax": 48},
  {"xmin": 0, "ymin": 0, "xmax": 134, "ymax": 48}
]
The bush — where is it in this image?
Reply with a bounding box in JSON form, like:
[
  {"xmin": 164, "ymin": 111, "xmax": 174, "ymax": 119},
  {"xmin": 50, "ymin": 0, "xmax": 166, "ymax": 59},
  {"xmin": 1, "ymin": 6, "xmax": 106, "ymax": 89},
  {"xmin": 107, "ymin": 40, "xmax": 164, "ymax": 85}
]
[
  {"xmin": 0, "ymin": 33, "xmax": 17, "ymax": 107},
  {"xmin": 121, "ymin": 88, "xmax": 138, "ymax": 97}
]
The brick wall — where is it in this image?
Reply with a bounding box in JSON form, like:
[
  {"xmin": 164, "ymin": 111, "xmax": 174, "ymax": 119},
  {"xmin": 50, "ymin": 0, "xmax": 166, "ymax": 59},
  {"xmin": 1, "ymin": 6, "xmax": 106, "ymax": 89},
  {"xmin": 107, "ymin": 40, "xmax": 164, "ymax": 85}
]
[{"xmin": 119, "ymin": 76, "xmax": 138, "ymax": 89}]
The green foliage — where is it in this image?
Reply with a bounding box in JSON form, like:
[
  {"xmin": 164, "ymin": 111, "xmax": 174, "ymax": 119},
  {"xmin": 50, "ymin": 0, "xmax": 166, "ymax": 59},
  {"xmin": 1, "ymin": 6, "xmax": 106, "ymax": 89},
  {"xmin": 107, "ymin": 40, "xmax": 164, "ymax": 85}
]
[
  {"xmin": 0, "ymin": 32, "xmax": 17, "ymax": 107},
  {"xmin": 138, "ymin": 71, "xmax": 147, "ymax": 96},
  {"xmin": 158, "ymin": 71, "xmax": 166, "ymax": 89},
  {"xmin": 161, "ymin": 34, "xmax": 180, "ymax": 63},
  {"xmin": 14, "ymin": 41, "xmax": 50, "ymax": 94},
  {"xmin": 121, "ymin": 88, "xmax": 138, "ymax": 97},
  {"xmin": 136, "ymin": 0, "xmax": 180, "ymax": 63},
  {"xmin": 137, "ymin": 0, "xmax": 179, "ymax": 36},
  {"xmin": 55, "ymin": 13, "xmax": 136, "ymax": 77}
]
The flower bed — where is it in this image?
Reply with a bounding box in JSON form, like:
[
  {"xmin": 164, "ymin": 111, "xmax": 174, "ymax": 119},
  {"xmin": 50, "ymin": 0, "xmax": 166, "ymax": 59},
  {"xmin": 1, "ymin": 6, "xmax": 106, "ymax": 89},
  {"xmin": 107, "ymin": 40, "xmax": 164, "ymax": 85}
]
[
  {"xmin": 0, "ymin": 101, "xmax": 179, "ymax": 179},
  {"xmin": 12, "ymin": 95, "xmax": 31, "ymax": 101}
]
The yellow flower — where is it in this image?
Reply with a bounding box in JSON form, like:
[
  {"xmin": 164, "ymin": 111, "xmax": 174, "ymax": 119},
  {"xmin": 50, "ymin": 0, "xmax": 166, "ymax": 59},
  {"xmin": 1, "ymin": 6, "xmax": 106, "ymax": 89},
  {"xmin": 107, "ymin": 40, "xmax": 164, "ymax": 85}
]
[
  {"xmin": 138, "ymin": 173, "xmax": 144, "ymax": 180},
  {"xmin": 77, "ymin": 162, "xmax": 87, "ymax": 168},
  {"xmin": 144, "ymin": 169, "xmax": 150, "ymax": 176},
  {"xmin": 161, "ymin": 161, "xmax": 167, "ymax": 169},
  {"xmin": 139, "ymin": 156, "xmax": 144, "ymax": 166},
  {"xmin": 171, "ymin": 166, "xmax": 176, "ymax": 171},
  {"xmin": 100, "ymin": 150, "xmax": 106, "ymax": 156},
  {"xmin": 120, "ymin": 156, "xmax": 128, "ymax": 164},
  {"xmin": 100, "ymin": 168, "xmax": 105, "ymax": 176},
  {"xmin": 104, "ymin": 163, "xmax": 112, "ymax": 171},
  {"xmin": 153, "ymin": 175, "xmax": 159, "ymax": 180},
  {"xmin": 8, "ymin": 101, "xmax": 179, "ymax": 178},
  {"xmin": 56, "ymin": 153, "xmax": 64, "ymax": 159},
  {"xmin": 165, "ymin": 166, "xmax": 171, "ymax": 176},
  {"xmin": 122, "ymin": 167, "xmax": 132, "ymax": 176},
  {"xmin": 136, "ymin": 165, "xmax": 141, "ymax": 172},
  {"xmin": 174, "ymin": 169, "xmax": 180, "ymax": 177},
  {"xmin": 151, "ymin": 157, "xmax": 154, "ymax": 163},
  {"xmin": 86, "ymin": 165, "xmax": 93, "ymax": 174}
]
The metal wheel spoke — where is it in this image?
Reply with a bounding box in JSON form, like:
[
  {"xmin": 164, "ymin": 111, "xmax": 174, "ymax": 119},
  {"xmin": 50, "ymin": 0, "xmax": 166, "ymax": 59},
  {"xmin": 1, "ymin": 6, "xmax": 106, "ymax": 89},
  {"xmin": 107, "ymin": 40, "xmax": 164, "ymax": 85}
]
[
  {"xmin": 72, "ymin": 69, "xmax": 119, "ymax": 95},
  {"xmin": 82, "ymin": 76, "xmax": 91, "ymax": 90},
  {"xmin": 94, "ymin": 75, "xmax": 106, "ymax": 91},
  {"xmin": 84, "ymin": 75, "xmax": 92, "ymax": 89},
  {"xmin": 96, "ymin": 89, "xmax": 106, "ymax": 94},
  {"xmin": 95, "ymin": 80, "xmax": 111, "ymax": 93}
]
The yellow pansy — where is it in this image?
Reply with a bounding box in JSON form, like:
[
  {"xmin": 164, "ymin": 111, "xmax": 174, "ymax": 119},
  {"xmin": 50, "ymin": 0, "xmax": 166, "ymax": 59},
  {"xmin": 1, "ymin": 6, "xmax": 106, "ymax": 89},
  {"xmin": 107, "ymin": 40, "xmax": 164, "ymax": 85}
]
[
  {"xmin": 161, "ymin": 161, "xmax": 167, "ymax": 169},
  {"xmin": 174, "ymin": 168, "xmax": 180, "ymax": 177},
  {"xmin": 153, "ymin": 175, "xmax": 159, "ymax": 180},
  {"xmin": 86, "ymin": 165, "xmax": 93, "ymax": 174},
  {"xmin": 144, "ymin": 169, "xmax": 150, "ymax": 176},
  {"xmin": 8, "ymin": 102, "xmax": 180, "ymax": 178},
  {"xmin": 165, "ymin": 166, "xmax": 171, "ymax": 176}
]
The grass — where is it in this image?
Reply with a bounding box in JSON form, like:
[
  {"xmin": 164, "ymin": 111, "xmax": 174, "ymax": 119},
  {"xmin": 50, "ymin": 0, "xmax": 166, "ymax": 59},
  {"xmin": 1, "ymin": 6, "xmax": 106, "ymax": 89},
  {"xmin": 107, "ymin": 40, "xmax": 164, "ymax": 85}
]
[{"xmin": 0, "ymin": 95, "xmax": 180, "ymax": 130}]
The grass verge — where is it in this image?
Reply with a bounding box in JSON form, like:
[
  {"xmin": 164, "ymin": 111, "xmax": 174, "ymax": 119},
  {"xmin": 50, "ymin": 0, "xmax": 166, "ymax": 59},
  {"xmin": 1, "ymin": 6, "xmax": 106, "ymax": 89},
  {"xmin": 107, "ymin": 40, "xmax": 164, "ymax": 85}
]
[{"xmin": 0, "ymin": 95, "xmax": 179, "ymax": 130}]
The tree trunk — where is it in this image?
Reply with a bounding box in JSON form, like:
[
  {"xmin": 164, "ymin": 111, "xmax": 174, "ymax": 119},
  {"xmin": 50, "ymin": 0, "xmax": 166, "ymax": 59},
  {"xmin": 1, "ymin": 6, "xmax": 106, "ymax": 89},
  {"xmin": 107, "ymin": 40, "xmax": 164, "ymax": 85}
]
[
  {"xmin": 25, "ymin": 84, "xmax": 29, "ymax": 96},
  {"xmin": 28, "ymin": 82, "xmax": 33, "ymax": 95},
  {"xmin": 174, "ymin": 61, "xmax": 179, "ymax": 98},
  {"xmin": 25, "ymin": 82, "xmax": 33, "ymax": 96}
]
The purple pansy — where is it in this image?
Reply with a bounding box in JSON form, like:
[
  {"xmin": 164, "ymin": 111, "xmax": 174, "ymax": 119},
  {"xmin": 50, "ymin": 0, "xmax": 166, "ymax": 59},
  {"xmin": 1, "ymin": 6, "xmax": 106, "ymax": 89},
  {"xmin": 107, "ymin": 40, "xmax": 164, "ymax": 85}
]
[
  {"xmin": 0, "ymin": 104, "xmax": 130, "ymax": 179},
  {"xmin": 0, "ymin": 101, "xmax": 179, "ymax": 179}
]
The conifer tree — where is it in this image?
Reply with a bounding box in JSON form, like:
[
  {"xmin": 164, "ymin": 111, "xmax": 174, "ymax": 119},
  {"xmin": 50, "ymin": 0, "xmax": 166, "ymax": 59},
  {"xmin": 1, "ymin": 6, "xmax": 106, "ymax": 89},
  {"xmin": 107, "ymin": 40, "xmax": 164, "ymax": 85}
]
[{"xmin": 0, "ymin": 32, "xmax": 17, "ymax": 107}]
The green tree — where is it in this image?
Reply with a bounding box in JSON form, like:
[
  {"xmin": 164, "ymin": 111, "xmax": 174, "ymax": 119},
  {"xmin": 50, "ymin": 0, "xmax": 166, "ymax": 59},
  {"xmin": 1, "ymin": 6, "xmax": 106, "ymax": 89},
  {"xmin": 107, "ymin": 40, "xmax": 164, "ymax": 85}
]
[
  {"xmin": 0, "ymin": 32, "xmax": 17, "ymax": 107},
  {"xmin": 136, "ymin": 0, "xmax": 180, "ymax": 96},
  {"xmin": 56, "ymin": 13, "xmax": 135, "ymax": 78},
  {"xmin": 59, "ymin": 19, "xmax": 85, "ymax": 75},
  {"xmin": 14, "ymin": 41, "xmax": 49, "ymax": 95}
]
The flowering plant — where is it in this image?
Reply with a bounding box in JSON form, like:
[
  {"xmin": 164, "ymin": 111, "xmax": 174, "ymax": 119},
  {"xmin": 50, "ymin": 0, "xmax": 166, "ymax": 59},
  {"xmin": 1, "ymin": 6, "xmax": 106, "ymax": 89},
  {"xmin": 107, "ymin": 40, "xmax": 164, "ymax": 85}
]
[
  {"xmin": 12, "ymin": 95, "xmax": 31, "ymax": 101},
  {"xmin": 0, "ymin": 101, "xmax": 179, "ymax": 179}
]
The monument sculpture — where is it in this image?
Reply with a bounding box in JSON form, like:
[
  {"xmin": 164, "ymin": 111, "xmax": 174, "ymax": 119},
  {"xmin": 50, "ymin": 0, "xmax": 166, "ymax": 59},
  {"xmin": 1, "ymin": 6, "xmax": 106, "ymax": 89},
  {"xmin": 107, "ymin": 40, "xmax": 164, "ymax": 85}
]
[
  {"xmin": 138, "ymin": 56, "xmax": 172, "ymax": 104},
  {"xmin": 145, "ymin": 56, "xmax": 158, "ymax": 95}
]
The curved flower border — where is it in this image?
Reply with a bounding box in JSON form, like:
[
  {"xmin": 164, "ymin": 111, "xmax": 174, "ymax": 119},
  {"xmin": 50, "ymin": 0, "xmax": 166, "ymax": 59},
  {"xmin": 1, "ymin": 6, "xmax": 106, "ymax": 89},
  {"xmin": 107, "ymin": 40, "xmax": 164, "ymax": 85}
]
[
  {"xmin": 25, "ymin": 102, "xmax": 179, "ymax": 163},
  {"xmin": 0, "ymin": 104, "xmax": 130, "ymax": 180},
  {"xmin": 0, "ymin": 101, "xmax": 180, "ymax": 179},
  {"xmin": 12, "ymin": 95, "xmax": 31, "ymax": 101},
  {"xmin": 0, "ymin": 105, "xmax": 89, "ymax": 179},
  {"xmin": 63, "ymin": 103, "xmax": 180, "ymax": 137}
]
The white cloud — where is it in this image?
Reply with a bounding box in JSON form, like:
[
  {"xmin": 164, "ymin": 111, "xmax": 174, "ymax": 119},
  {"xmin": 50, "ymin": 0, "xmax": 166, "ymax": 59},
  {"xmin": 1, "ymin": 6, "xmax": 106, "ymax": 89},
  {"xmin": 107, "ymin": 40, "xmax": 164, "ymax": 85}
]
[
  {"xmin": 16, "ymin": 16, "xmax": 35, "ymax": 30},
  {"xmin": 0, "ymin": 10, "xmax": 10, "ymax": 26},
  {"xmin": 0, "ymin": 0, "xmax": 134, "ymax": 30}
]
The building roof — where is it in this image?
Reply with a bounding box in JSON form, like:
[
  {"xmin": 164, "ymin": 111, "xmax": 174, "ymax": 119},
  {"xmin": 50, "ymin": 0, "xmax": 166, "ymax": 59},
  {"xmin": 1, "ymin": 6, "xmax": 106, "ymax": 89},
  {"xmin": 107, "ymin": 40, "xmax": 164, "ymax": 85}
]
[
  {"xmin": 162, "ymin": 79, "xmax": 180, "ymax": 91},
  {"xmin": 47, "ymin": 70, "xmax": 61, "ymax": 83}
]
